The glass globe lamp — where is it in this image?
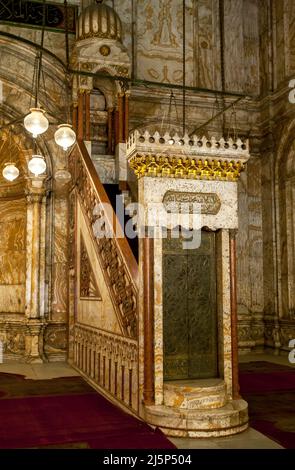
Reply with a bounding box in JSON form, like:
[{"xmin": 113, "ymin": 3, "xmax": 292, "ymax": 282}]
[
  {"xmin": 54, "ymin": 124, "xmax": 76, "ymax": 151},
  {"xmin": 24, "ymin": 108, "xmax": 49, "ymax": 138},
  {"xmin": 2, "ymin": 163, "xmax": 19, "ymax": 181},
  {"xmin": 28, "ymin": 155, "xmax": 47, "ymax": 177}
]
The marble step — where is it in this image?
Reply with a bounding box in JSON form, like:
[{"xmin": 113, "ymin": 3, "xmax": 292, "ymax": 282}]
[
  {"xmin": 145, "ymin": 399, "xmax": 249, "ymax": 438},
  {"xmin": 163, "ymin": 378, "xmax": 227, "ymax": 410}
]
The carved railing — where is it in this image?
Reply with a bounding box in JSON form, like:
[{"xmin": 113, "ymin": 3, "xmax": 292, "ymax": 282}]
[
  {"xmin": 68, "ymin": 141, "xmax": 138, "ymax": 338},
  {"xmin": 73, "ymin": 324, "xmax": 138, "ymax": 412}
]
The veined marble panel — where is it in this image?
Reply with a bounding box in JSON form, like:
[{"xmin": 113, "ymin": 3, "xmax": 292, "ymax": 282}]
[
  {"xmin": 138, "ymin": 177, "xmax": 238, "ymax": 231},
  {"xmin": 0, "ymin": 198, "xmax": 26, "ymax": 313}
]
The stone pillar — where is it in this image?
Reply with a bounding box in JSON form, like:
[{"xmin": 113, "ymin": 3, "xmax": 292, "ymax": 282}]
[
  {"xmin": 77, "ymin": 91, "xmax": 84, "ymax": 141},
  {"xmin": 25, "ymin": 176, "xmax": 47, "ymax": 363},
  {"xmin": 118, "ymin": 93, "xmax": 124, "ymax": 144},
  {"xmin": 72, "ymin": 105, "xmax": 78, "ymax": 133},
  {"xmin": 229, "ymin": 229, "xmax": 240, "ymax": 399},
  {"xmin": 143, "ymin": 236, "xmax": 155, "ymax": 405},
  {"xmin": 85, "ymin": 92, "xmax": 91, "ymax": 141},
  {"xmin": 107, "ymin": 107, "xmax": 113, "ymax": 155},
  {"xmin": 124, "ymin": 91, "xmax": 130, "ymax": 141}
]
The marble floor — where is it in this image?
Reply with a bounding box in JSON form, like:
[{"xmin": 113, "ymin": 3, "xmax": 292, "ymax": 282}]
[
  {"xmin": 0, "ymin": 355, "xmax": 286, "ymax": 449},
  {"xmin": 0, "ymin": 361, "xmax": 79, "ymax": 380},
  {"xmin": 169, "ymin": 428, "xmax": 283, "ymax": 449}
]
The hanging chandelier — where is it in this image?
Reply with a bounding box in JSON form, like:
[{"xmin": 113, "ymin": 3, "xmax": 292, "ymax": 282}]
[
  {"xmin": 20, "ymin": 1, "xmax": 75, "ymax": 180},
  {"xmin": 54, "ymin": 124, "xmax": 76, "ymax": 151},
  {"xmin": 28, "ymin": 154, "xmax": 47, "ymax": 177},
  {"xmin": 2, "ymin": 132, "xmax": 20, "ymax": 182},
  {"xmin": 24, "ymin": 108, "xmax": 49, "ymax": 138},
  {"xmin": 2, "ymin": 162, "xmax": 19, "ymax": 181}
]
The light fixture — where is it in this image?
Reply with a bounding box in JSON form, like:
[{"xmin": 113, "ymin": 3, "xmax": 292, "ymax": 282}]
[
  {"xmin": 24, "ymin": 108, "xmax": 49, "ymax": 138},
  {"xmin": 54, "ymin": 168, "xmax": 71, "ymax": 183},
  {"xmin": 28, "ymin": 154, "xmax": 46, "ymax": 177},
  {"xmin": 54, "ymin": 124, "xmax": 76, "ymax": 151},
  {"xmin": 2, "ymin": 162, "xmax": 19, "ymax": 181}
]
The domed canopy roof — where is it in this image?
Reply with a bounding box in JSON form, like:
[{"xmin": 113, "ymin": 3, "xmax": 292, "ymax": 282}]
[{"xmin": 77, "ymin": 1, "xmax": 122, "ymax": 42}]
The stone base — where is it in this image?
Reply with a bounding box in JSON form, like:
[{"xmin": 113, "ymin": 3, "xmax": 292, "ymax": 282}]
[
  {"xmin": 163, "ymin": 378, "xmax": 227, "ymax": 410},
  {"xmin": 144, "ymin": 399, "xmax": 248, "ymax": 438}
]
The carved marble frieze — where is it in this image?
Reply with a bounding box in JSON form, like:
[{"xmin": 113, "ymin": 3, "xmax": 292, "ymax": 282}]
[{"xmin": 163, "ymin": 191, "xmax": 221, "ymax": 215}]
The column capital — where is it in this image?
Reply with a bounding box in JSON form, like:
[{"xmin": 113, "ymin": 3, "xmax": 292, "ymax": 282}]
[{"xmin": 25, "ymin": 178, "xmax": 46, "ymax": 203}]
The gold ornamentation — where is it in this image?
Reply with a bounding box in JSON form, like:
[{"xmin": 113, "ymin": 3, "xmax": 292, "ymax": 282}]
[
  {"xmin": 129, "ymin": 155, "xmax": 244, "ymax": 181},
  {"xmin": 99, "ymin": 45, "xmax": 111, "ymax": 56}
]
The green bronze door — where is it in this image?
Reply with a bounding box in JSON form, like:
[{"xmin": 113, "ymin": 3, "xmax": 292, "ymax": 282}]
[{"xmin": 163, "ymin": 231, "xmax": 218, "ymax": 380}]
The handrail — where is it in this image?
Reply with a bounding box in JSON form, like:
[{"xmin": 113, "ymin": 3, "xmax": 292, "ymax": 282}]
[
  {"xmin": 68, "ymin": 140, "xmax": 138, "ymax": 339},
  {"xmin": 77, "ymin": 141, "xmax": 139, "ymax": 284}
]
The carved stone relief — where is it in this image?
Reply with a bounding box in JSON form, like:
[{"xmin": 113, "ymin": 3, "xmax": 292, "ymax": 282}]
[{"xmin": 163, "ymin": 191, "xmax": 221, "ymax": 215}]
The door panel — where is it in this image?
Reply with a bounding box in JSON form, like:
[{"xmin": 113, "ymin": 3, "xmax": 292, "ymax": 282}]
[
  {"xmin": 163, "ymin": 231, "xmax": 218, "ymax": 381},
  {"xmin": 163, "ymin": 252, "xmax": 188, "ymax": 379}
]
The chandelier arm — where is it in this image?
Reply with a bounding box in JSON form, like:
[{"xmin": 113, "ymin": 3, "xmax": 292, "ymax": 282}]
[
  {"xmin": 64, "ymin": 0, "xmax": 70, "ymax": 69},
  {"xmin": 182, "ymin": 0, "xmax": 186, "ymax": 136},
  {"xmin": 189, "ymin": 96, "xmax": 244, "ymax": 137},
  {"xmin": 35, "ymin": 0, "xmax": 46, "ymax": 108}
]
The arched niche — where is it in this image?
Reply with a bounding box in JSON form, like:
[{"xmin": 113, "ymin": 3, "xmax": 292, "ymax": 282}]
[{"xmin": 0, "ymin": 132, "xmax": 28, "ymax": 319}]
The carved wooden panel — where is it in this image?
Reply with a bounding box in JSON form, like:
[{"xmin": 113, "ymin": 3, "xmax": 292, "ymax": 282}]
[
  {"xmin": 68, "ymin": 144, "xmax": 138, "ymax": 338},
  {"xmin": 163, "ymin": 231, "xmax": 218, "ymax": 380},
  {"xmin": 80, "ymin": 235, "xmax": 101, "ymax": 300}
]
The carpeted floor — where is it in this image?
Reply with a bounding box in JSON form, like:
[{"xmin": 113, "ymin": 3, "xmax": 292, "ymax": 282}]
[
  {"xmin": 0, "ymin": 372, "xmax": 175, "ymax": 449},
  {"xmin": 239, "ymin": 361, "xmax": 295, "ymax": 449}
]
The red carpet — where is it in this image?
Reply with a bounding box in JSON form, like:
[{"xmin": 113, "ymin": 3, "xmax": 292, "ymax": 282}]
[
  {"xmin": 0, "ymin": 373, "xmax": 175, "ymax": 449},
  {"xmin": 239, "ymin": 361, "xmax": 295, "ymax": 449}
]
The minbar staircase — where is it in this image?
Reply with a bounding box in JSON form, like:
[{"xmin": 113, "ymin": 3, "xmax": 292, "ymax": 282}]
[{"xmin": 68, "ymin": 141, "xmax": 139, "ymax": 414}]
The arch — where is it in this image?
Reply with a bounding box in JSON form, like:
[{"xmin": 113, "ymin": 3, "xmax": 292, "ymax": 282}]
[{"xmin": 275, "ymin": 119, "xmax": 295, "ymax": 318}]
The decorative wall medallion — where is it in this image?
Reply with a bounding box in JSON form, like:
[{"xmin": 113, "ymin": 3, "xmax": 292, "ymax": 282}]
[
  {"xmin": 99, "ymin": 45, "xmax": 111, "ymax": 56},
  {"xmin": 80, "ymin": 235, "xmax": 101, "ymax": 300},
  {"xmin": 163, "ymin": 191, "xmax": 221, "ymax": 215}
]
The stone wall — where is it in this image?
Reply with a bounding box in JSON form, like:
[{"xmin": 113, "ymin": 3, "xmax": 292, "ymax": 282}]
[{"xmin": 0, "ymin": 0, "xmax": 294, "ymax": 357}]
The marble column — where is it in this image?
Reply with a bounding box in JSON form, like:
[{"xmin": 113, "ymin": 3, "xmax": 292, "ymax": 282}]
[
  {"xmin": 229, "ymin": 229, "xmax": 240, "ymax": 399},
  {"xmin": 77, "ymin": 91, "xmax": 84, "ymax": 141},
  {"xmin": 107, "ymin": 107, "xmax": 113, "ymax": 155},
  {"xmin": 85, "ymin": 92, "xmax": 91, "ymax": 141},
  {"xmin": 143, "ymin": 236, "xmax": 155, "ymax": 405},
  {"xmin": 25, "ymin": 176, "xmax": 47, "ymax": 363}
]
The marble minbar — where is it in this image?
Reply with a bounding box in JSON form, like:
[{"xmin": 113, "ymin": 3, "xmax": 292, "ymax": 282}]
[{"xmin": 126, "ymin": 131, "xmax": 250, "ymax": 437}]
